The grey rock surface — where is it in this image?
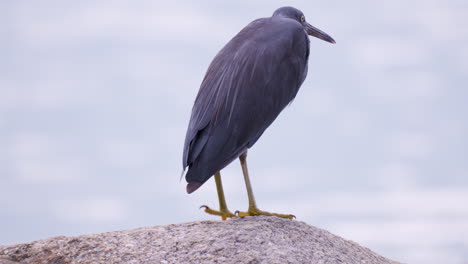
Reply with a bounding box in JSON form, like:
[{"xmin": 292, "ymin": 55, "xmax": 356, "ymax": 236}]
[{"xmin": 0, "ymin": 216, "xmax": 399, "ymax": 264}]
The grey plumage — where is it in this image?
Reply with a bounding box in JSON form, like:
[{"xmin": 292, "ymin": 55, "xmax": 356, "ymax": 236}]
[{"xmin": 182, "ymin": 6, "xmax": 335, "ymax": 194}]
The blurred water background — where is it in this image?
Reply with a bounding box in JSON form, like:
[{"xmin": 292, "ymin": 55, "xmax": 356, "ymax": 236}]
[{"xmin": 1, "ymin": 1, "xmax": 467, "ymax": 263}]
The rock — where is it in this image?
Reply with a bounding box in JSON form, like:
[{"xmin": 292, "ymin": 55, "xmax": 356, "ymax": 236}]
[{"xmin": 0, "ymin": 216, "xmax": 399, "ymax": 264}]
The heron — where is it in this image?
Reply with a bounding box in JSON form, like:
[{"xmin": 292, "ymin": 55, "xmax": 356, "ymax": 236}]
[{"xmin": 182, "ymin": 6, "xmax": 335, "ymax": 220}]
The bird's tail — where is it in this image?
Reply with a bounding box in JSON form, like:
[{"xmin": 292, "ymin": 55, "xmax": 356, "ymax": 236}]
[{"xmin": 186, "ymin": 182, "xmax": 203, "ymax": 194}]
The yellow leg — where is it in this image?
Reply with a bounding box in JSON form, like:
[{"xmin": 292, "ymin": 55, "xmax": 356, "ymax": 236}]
[
  {"xmin": 236, "ymin": 151, "xmax": 295, "ymax": 219},
  {"xmin": 200, "ymin": 172, "xmax": 235, "ymax": 220}
]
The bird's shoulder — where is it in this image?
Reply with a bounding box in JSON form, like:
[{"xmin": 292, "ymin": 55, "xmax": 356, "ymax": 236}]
[
  {"xmin": 220, "ymin": 17, "xmax": 307, "ymax": 60},
  {"xmin": 241, "ymin": 17, "xmax": 306, "ymax": 41}
]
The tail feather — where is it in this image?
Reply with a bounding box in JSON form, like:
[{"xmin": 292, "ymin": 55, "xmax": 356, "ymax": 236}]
[{"xmin": 186, "ymin": 182, "xmax": 203, "ymax": 194}]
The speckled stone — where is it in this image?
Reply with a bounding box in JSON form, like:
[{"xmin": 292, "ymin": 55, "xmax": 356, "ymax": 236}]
[{"xmin": 0, "ymin": 216, "xmax": 399, "ymax": 264}]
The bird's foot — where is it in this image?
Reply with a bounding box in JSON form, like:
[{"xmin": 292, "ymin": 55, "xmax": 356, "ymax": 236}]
[
  {"xmin": 200, "ymin": 205, "xmax": 236, "ymax": 220},
  {"xmin": 235, "ymin": 206, "xmax": 295, "ymax": 219}
]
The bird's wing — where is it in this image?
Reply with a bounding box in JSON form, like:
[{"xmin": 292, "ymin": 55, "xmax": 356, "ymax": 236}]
[{"xmin": 183, "ymin": 18, "xmax": 309, "ymax": 176}]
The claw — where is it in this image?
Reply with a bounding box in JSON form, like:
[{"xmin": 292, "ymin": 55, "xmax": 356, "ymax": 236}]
[{"xmin": 199, "ymin": 205, "xmax": 236, "ymax": 220}]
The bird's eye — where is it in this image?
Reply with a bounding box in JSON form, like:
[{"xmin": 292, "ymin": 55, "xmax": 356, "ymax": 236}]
[{"xmin": 300, "ymin": 15, "xmax": 305, "ymax": 22}]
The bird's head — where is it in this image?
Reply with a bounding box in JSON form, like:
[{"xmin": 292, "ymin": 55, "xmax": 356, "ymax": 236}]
[{"xmin": 273, "ymin": 6, "xmax": 336, "ymax": 44}]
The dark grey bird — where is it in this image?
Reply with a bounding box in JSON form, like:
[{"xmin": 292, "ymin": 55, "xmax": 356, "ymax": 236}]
[{"xmin": 182, "ymin": 6, "xmax": 335, "ymax": 219}]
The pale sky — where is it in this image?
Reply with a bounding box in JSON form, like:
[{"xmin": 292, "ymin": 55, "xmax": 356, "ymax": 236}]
[{"xmin": 1, "ymin": 1, "xmax": 468, "ymax": 263}]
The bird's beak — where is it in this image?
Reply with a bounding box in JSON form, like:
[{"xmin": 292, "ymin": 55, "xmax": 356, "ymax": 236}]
[{"xmin": 305, "ymin": 22, "xmax": 336, "ymax": 44}]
